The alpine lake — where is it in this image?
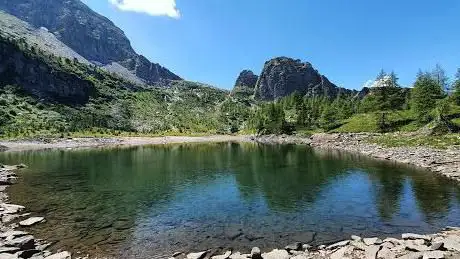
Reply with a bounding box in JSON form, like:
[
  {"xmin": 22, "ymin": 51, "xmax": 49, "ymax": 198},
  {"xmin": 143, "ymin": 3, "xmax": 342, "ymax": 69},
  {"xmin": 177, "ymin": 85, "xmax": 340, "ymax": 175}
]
[{"xmin": 1, "ymin": 142, "xmax": 460, "ymax": 258}]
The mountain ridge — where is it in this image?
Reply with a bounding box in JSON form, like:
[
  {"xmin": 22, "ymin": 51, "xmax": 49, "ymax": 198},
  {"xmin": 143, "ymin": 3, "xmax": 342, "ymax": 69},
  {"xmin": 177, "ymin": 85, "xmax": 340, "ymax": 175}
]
[{"xmin": 0, "ymin": 0, "xmax": 181, "ymax": 85}]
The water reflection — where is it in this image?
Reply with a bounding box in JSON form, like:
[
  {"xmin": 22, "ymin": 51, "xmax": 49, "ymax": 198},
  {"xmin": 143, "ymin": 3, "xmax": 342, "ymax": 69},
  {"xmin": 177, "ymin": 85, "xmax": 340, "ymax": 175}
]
[{"xmin": 0, "ymin": 143, "xmax": 459, "ymax": 258}]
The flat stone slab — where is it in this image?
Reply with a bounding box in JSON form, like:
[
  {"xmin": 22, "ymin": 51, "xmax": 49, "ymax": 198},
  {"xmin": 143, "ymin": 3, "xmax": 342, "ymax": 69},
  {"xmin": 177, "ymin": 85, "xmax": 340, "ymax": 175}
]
[
  {"xmin": 363, "ymin": 237, "xmax": 383, "ymax": 246},
  {"xmin": 326, "ymin": 240, "xmax": 349, "ymax": 250},
  {"xmin": 44, "ymin": 251, "xmax": 71, "ymax": 259},
  {"xmin": 261, "ymin": 249, "xmax": 290, "ymax": 259},
  {"xmin": 422, "ymin": 251, "xmax": 445, "ymax": 259},
  {"xmin": 1, "ymin": 204, "xmax": 25, "ymax": 214},
  {"xmin": 19, "ymin": 217, "xmax": 45, "ymax": 227},
  {"xmin": 187, "ymin": 251, "xmax": 207, "ymax": 259}
]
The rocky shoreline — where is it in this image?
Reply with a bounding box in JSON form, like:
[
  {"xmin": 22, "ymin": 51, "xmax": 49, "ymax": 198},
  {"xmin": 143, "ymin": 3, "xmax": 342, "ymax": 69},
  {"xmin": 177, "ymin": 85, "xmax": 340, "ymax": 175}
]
[
  {"xmin": 253, "ymin": 133, "xmax": 460, "ymax": 183},
  {"xmin": 308, "ymin": 133, "xmax": 460, "ymax": 183},
  {"xmin": 172, "ymin": 228, "xmax": 460, "ymax": 259},
  {"xmin": 0, "ymin": 164, "xmax": 76, "ymax": 259}
]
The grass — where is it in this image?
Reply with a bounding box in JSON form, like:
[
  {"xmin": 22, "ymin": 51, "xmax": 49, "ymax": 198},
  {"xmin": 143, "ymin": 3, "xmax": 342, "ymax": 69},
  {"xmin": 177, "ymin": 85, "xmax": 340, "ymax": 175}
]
[{"xmin": 370, "ymin": 133, "xmax": 460, "ymax": 149}]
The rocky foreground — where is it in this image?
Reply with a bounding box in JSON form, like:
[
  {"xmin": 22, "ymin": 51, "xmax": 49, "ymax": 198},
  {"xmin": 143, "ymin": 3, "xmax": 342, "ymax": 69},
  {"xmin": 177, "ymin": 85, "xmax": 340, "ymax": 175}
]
[
  {"xmin": 0, "ymin": 164, "xmax": 77, "ymax": 259},
  {"xmin": 173, "ymin": 228, "xmax": 460, "ymax": 259}
]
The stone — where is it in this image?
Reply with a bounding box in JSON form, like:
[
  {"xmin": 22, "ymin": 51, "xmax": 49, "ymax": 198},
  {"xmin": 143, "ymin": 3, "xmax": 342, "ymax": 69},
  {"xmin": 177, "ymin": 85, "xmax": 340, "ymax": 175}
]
[
  {"xmin": 0, "ymin": 253, "xmax": 19, "ymax": 259},
  {"xmin": 396, "ymin": 252, "xmax": 423, "ymax": 259},
  {"xmin": 5, "ymin": 235, "xmax": 35, "ymax": 250},
  {"xmin": 383, "ymin": 238, "xmax": 403, "ymax": 245},
  {"xmin": 285, "ymin": 242, "xmax": 302, "ymax": 251},
  {"xmin": 402, "ymin": 234, "xmax": 432, "ymax": 242},
  {"xmin": 261, "ymin": 249, "xmax": 289, "ymax": 259},
  {"xmin": 351, "ymin": 235, "xmax": 362, "ymax": 241},
  {"xmin": 363, "ymin": 238, "xmax": 383, "ymax": 246},
  {"xmin": 289, "ymin": 255, "xmax": 307, "ymax": 259},
  {"xmin": 2, "ymin": 204, "xmax": 25, "ymax": 214},
  {"xmin": 229, "ymin": 252, "xmax": 246, "ymax": 259},
  {"xmin": 187, "ymin": 251, "xmax": 208, "ymax": 259},
  {"xmin": 422, "ymin": 251, "xmax": 445, "ymax": 259},
  {"xmin": 250, "ymin": 247, "xmax": 261, "ymax": 259},
  {"xmin": 377, "ymin": 247, "xmax": 396, "ymax": 259},
  {"xmin": 350, "ymin": 240, "xmax": 368, "ymax": 251},
  {"xmin": 441, "ymin": 238, "xmax": 460, "ymax": 252},
  {"xmin": 406, "ymin": 244, "xmax": 430, "ymax": 252},
  {"xmin": 19, "ymin": 217, "xmax": 45, "ymax": 227},
  {"xmin": 365, "ymin": 245, "xmax": 380, "ymax": 259},
  {"xmin": 301, "ymin": 244, "xmax": 311, "ymax": 251},
  {"xmin": 330, "ymin": 247, "xmax": 348, "ymax": 259},
  {"xmin": 0, "ymin": 231, "xmax": 28, "ymax": 239},
  {"xmin": 326, "ymin": 240, "xmax": 350, "ymax": 250},
  {"xmin": 44, "ymin": 252, "xmax": 71, "ymax": 259},
  {"xmin": 212, "ymin": 251, "xmax": 232, "ymax": 259},
  {"xmin": 429, "ymin": 242, "xmax": 443, "ymax": 250}
]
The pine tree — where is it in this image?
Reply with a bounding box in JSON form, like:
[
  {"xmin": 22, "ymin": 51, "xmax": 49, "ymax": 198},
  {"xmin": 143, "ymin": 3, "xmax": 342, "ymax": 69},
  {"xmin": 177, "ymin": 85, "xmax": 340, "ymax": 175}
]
[
  {"xmin": 431, "ymin": 64, "xmax": 449, "ymax": 93},
  {"xmin": 411, "ymin": 73, "xmax": 444, "ymax": 123},
  {"xmin": 454, "ymin": 68, "xmax": 460, "ymax": 105}
]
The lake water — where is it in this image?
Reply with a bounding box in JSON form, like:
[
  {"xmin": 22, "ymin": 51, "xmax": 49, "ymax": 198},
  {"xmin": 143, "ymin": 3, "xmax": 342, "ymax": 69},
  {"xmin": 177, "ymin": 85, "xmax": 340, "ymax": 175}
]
[{"xmin": 1, "ymin": 142, "xmax": 460, "ymax": 258}]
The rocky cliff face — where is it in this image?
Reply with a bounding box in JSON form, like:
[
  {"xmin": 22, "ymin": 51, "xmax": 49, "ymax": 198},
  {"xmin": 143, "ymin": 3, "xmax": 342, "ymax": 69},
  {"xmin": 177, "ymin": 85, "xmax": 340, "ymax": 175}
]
[
  {"xmin": 254, "ymin": 57, "xmax": 356, "ymax": 100},
  {"xmin": 0, "ymin": 38, "xmax": 95, "ymax": 104},
  {"xmin": 234, "ymin": 70, "xmax": 258, "ymax": 89},
  {"xmin": 0, "ymin": 0, "xmax": 181, "ymax": 85}
]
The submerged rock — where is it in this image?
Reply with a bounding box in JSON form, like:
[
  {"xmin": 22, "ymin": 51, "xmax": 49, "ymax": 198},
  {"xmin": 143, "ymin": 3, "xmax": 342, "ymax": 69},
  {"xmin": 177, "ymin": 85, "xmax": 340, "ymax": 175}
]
[{"xmin": 19, "ymin": 217, "xmax": 45, "ymax": 227}]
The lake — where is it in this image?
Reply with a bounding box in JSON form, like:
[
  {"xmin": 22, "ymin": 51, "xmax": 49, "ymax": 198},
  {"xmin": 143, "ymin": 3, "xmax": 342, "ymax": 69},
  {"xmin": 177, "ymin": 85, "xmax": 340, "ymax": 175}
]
[{"xmin": 1, "ymin": 142, "xmax": 460, "ymax": 258}]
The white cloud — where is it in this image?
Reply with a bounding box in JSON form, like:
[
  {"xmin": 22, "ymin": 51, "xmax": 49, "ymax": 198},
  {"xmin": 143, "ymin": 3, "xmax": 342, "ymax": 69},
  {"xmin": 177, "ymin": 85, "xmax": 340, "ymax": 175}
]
[{"xmin": 109, "ymin": 0, "xmax": 180, "ymax": 18}]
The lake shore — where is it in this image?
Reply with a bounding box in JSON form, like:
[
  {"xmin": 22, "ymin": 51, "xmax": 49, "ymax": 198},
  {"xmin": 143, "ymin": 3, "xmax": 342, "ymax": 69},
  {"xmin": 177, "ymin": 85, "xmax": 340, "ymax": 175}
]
[
  {"xmin": 0, "ymin": 135, "xmax": 249, "ymax": 152},
  {"xmin": 253, "ymin": 133, "xmax": 460, "ymax": 183},
  {"xmin": 1, "ymin": 135, "xmax": 460, "ymax": 258}
]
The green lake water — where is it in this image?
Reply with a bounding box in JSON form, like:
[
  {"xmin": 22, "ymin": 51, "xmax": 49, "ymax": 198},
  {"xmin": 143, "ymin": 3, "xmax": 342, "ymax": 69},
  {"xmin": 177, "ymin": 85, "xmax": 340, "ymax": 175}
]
[{"xmin": 1, "ymin": 142, "xmax": 460, "ymax": 258}]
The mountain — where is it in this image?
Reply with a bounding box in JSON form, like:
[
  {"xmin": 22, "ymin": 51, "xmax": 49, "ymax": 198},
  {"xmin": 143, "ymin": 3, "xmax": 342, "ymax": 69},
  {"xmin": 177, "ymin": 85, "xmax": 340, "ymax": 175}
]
[
  {"xmin": 234, "ymin": 70, "xmax": 258, "ymax": 89},
  {"xmin": 253, "ymin": 57, "xmax": 357, "ymax": 100},
  {"xmin": 0, "ymin": 0, "xmax": 181, "ymax": 85}
]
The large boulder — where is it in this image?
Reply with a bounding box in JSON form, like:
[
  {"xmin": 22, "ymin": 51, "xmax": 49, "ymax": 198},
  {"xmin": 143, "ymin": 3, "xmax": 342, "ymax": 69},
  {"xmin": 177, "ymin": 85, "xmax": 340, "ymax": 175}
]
[{"xmin": 254, "ymin": 57, "xmax": 355, "ymax": 100}]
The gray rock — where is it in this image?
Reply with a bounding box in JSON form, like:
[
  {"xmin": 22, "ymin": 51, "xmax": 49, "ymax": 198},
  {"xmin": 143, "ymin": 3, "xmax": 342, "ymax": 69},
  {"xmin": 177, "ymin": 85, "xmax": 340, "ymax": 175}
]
[
  {"xmin": 383, "ymin": 238, "xmax": 403, "ymax": 245},
  {"xmin": 2, "ymin": 204, "xmax": 25, "ymax": 214},
  {"xmin": 406, "ymin": 244, "xmax": 430, "ymax": 252},
  {"xmin": 377, "ymin": 247, "xmax": 396, "ymax": 259},
  {"xmin": 289, "ymin": 254, "xmax": 307, "ymax": 259},
  {"xmin": 350, "ymin": 240, "xmax": 368, "ymax": 251},
  {"xmin": 441, "ymin": 238, "xmax": 460, "ymax": 252},
  {"xmin": 284, "ymin": 242, "xmax": 302, "ymax": 251},
  {"xmin": 229, "ymin": 252, "xmax": 246, "ymax": 259},
  {"xmin": 5, "ymin": 235, "xmax": 35, "ymax": 250},
  {"xmin": 429, "ymin": 242, "xmax": 443, "ymax": 250},
  {"xmin": 250, "ymin": 247, "xmax": 261, "ymax": 259},
  {"xmin": 396, "ymin": 252, "xmax": 424, "ymax": 259},
  {"xmin": 402, "ymin": 234, "xmax": 432, "ymax": 242},
  {"xmin": 187, "ymin": 251, "xmax": 208, "ymax": 259},
  {"xmin": 330, "ymin": 247, "xmax": 348, "ymax": 259},
  {"xmin": 351, "ymin": 235, "xmax": 362, "ymax": 241},
  {"xmin": 0, "ymin": 253, "xmax": 19, "ymax": 259},
  {"xmin": 422, "ymin": 251, "xmax": 445, "ymax": 259},
  {"xmin": 0, "ymin": 231, "xmax": 28, "ymax": 239},
  {"xmin": 261, "ymin": 249, "xmax": 289, "ymax": 259},
  {"xmin": 301, "ymin": 244, "xmax": 311, "ymax": 251},
  {"xmin": 19, "ymin": 217, "xmax": 45, "ymax": 227},
  {"xmin": 365, "ymin": 245, "xmax": 380, "ymax": 259},
  {"xmin": 212, "ymin": 251, "xmax": 231, "ymax": 259},
  {"xmin": 326, "ymin": 240, "xmax": 350, "ymax": 250},
  {"xmin": 43, "ymin": 252, "xmax": 71, "ymax": 259},
  {"xmin": 363, "ymin": 237, "xmax": 383, "ymax": 246}
]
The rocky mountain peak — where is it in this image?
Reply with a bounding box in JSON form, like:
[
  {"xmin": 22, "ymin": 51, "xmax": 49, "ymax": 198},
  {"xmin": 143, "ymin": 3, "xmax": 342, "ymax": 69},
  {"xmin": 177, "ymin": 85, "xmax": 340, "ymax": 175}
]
[
  {"xmin": 0, "ymin": 0, "xmax": 181, "ymax": 85},
  {"xmin": 254, "ymin": 57, "xmax": 355, "ymax": 100},
  {"xmin": 234, "ymin": 70, "xmax": 258, "ymax": 89}
]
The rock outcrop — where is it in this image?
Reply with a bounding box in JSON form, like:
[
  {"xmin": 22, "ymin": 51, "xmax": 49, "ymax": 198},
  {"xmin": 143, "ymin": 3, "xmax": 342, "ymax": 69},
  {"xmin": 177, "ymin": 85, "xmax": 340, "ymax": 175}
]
[
  {"xmin": 234, "ymin": 70, "xmax": 258, "ymax": 89},
  {"xmin": 254, "ymin": 57, "xmax": 356, "ymax": 100},
  {"xmin": 0, "ymin": 37, "xmax": 95, "ymax": 104},
  {"xmin": 0, "ymin": 0, "xmax": 181, "ymax": 85}
]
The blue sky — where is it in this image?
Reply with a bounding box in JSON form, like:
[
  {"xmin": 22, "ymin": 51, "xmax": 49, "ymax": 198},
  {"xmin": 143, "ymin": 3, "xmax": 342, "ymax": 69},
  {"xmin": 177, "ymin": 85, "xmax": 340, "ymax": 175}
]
[{"xmin": 83, "ymin": 0, "xmax": 460, "ymax": 90}]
